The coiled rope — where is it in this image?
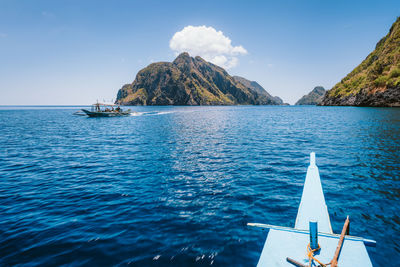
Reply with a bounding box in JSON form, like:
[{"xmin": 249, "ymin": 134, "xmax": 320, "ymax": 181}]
[
  {"xmin": 306, "ymin": 243, "xmax": 329, "ymax": 267},
  {"xmin": 287, "ymin": 216, "xmax": 350, "ymax": 267}
]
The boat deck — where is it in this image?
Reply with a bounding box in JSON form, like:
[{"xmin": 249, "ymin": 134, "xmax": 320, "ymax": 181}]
[
  {"xmin": 257, "ymin": 229, "xmax": 372, "ymax": 266},
  {"xmin": 252, "ymin": 153, "xmax": 373, "ymax": 267},
  {"xmin": 294, "ymin": 153, "xmax": 332, "ymax": 234}
]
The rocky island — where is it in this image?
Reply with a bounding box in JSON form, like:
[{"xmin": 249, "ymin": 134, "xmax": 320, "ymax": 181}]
[
  {"xmin": 320, "ymin": 17, "xmax": 400, "ymax": 107},
  {"xmin": 116, "ymin": 52, "xmax": 283, "ymax": 105},
  {"xmin": 295, "ymin": 86, "xmax": 326, "ymax": 105}
]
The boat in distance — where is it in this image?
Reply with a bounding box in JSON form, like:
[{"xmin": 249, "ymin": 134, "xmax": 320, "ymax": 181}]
[
  {"xmin": 248, "ymin": 153, "xmax": 375, "ymax": 266},
  {"xmin": 80, "ymin": 102, "xmax": 132, "ymax": 117}
]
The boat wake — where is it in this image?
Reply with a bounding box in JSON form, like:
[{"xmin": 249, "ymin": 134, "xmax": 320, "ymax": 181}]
[
  {"xmin": 129, "ymin": 112, "xmax": 144, "ymax": 116},
  {"xmin": 129, "ymin": 111, "xmax": 175, "ymax": 116}
]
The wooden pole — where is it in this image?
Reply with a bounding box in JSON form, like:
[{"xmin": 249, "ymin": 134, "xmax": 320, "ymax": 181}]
[
  {"xmin": 331, "ymin": 216, "xmax": 350, "ymax": 267},
  {"xmin": 286, "ymin": 257, "xmax": 307, "ymax": 267}
]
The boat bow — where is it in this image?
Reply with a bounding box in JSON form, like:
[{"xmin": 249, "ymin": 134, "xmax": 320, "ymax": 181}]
[{"xmin": 248, "ymin": 153, "xmax": 374, "ymax": 267}]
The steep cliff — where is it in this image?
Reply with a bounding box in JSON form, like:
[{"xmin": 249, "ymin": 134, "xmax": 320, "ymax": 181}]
[{"xmin": 320, "ymin": 17, "xmax": 400, "ymax": 107}]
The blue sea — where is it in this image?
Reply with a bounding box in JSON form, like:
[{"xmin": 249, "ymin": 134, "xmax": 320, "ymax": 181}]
[{"xmin": 0, "ymin": 106, "xmax": 399, "ymax": 266}]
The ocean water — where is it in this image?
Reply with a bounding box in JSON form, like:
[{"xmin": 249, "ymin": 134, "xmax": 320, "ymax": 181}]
[{"xmin": 0, "ymin": 106, "xmax": 399, "ymax": 266}]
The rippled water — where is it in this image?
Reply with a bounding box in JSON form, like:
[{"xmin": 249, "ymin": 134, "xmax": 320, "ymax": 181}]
[{"xmin": 0, "ymin": 106, "xmax": 399, "ymax": 266}]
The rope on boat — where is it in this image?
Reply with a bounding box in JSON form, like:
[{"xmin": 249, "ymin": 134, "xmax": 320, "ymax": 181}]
[
  {"xmin": 307, "ymin": 243, "xmax": 328, "ymax": 267},
  {"xmin": 287, "ymin": 216, "xmax": 350, "ymax": 267}
]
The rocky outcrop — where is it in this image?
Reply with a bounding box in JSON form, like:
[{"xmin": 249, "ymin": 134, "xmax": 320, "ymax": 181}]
[
  {"xmin": 232, "ymin": 76, "xmax": 284, "ymax": 105},
  {"xmin": 296, "ymin": 86, "xmax": 326, "ymax": 105},
  {"xmin": 272, "ymin": 96, "xmax": 284, "ymax": 105},
  {"xmin": 116, "ymin": 53, "xmax": 283, "ymax": 105},
  {"xmin": 319, "ymin": 86, "xmax": 400, "ymax": 106},
  {"xmin": 320, "ymin": 17, "xmax": 400, "ymax": 107}
]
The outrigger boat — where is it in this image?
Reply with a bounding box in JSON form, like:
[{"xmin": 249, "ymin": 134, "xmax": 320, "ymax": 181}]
[
  {"xmin": 248, "ymin": 153, "xmax": 375, "ymax": 267},
  {"xmin": 80, "ymin": 102, "xmax": 132, "ymax": 117}
]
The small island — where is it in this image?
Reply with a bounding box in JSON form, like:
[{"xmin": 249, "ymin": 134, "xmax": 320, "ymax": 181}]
[
  {"xmin": 116, "ymin": 53, "xmax": 284, "ymax": 106},
  {"xmin": 295, "ymin": 86, "xmax": 326, "ymax": 105}
]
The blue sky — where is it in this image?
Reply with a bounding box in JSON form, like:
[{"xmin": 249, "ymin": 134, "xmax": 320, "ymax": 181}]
[{"xmin": 1, "ymin": 0, "xmax": 399, "ymax": 105}]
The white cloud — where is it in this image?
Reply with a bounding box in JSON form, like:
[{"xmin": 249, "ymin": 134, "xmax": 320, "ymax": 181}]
[{"xmin": 169, "ymin": 25, "xmax": 247, "ymax": 69}]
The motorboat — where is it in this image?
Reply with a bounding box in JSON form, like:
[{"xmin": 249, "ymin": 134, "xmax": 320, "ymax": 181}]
[{"xmin": 80, "ymin": 102, "xmax": 132, "ymax": 117}]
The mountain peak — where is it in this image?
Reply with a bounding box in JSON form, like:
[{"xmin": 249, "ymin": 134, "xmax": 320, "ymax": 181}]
[
  {"xmin": 116, "ymin": 55, "xmax": 284, "ymax": 106},
  {"xmin": 173, "ymin": 52, "xmax": 190, "ymax": 61},
  {"xmin": 312, "ymin": 86, "xmax": 325, "ymax": 93},
  {"xmin": 176, "ymin": 51, "xmax": 190, "ymax": 58},
  {"xmin": 172, "ymin": 52, "xmax": 194, "ymax": 67}
]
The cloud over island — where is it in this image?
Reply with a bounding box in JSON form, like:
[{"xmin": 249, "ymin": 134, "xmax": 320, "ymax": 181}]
[{"xmin": 169, "ymin": 25, "xmax": 247, "ymax": 69}]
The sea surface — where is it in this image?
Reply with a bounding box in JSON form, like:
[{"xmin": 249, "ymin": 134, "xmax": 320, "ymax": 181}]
[{"xmin": 0, "ymin": 106, "xmax": 399, "ymax": 266}]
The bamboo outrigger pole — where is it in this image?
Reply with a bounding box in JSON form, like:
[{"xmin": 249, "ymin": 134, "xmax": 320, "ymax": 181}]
[{"xmin": 330, "ymin": 216, "xmax": 350, "ymax": 267}]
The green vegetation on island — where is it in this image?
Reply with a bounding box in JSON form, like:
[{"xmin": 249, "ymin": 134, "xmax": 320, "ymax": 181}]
[
  {"xmin": 232, "ymin": 76, "xmax": 285, "ymax": 105},
  {"xmin": 320, "ymin": 17, "xmax": 400, "ymax": 106},
  {"xmin": 116, "ymin": 53, "xmax": 283, "ymax": 106},
  {"xmin": 295, "ymin": 86, "xmax": 326, "ymax": 105}
]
